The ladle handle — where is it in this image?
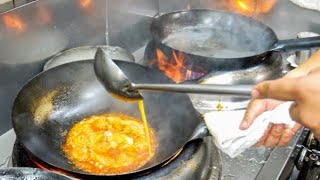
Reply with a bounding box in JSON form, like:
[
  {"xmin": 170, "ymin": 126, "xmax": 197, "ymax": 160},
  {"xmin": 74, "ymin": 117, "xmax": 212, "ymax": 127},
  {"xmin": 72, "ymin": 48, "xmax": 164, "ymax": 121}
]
[
  {"xmin": 271, "ymin": 36, "xmax": 320, "ymax": 52},
  {"xmin": 133, "ymin": 84, "xmax": 253, "ymax": 96}
]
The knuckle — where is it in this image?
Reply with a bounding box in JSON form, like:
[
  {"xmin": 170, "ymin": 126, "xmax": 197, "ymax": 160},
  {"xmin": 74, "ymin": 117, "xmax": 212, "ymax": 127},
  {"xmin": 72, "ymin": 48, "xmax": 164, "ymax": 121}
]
[
  {"xmin": 244, "ymin": 111, "xmax": 254, "ymax": 122},
  {"xmin": 264, "ymin": 84, "xmax": 273, "ymax": 98},
  {"xmin": 265, "ymin": 143, "xmax": 276, "ymax": 148},
  {"xmin": 263, "ymin": 126, "xmax": 285, "ymax": 147},
  {"xmin": 278, "ymin": 134, "xmax": 292, "ymax": 146},
  {"xmin": 266, "ymin": 137, "xmax": 278, "ymax": 145},
  {"xmin": 244, "ymin": 100, "xmax": 265, "ymax": 123},
  {"xmin": 270, "ymin": 132, "xmax": 282, "ymax": 139},
  {"xmin": 264, "ymin": 137, "xmax": 279, "ymax": 148},
  {"xmin": 257, "ymin": 82, "xmax": 270, "ymax": 97},
  {"xmin": 270, "ymin": 127, "xmax": 284, "ymax": 137}
]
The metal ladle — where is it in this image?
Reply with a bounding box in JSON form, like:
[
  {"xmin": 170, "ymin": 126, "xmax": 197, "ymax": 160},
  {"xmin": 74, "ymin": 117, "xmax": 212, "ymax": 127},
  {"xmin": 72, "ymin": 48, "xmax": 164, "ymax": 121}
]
[{"xmin": 93, "ymin": 47, "xmax": 253, "ymax": 101}]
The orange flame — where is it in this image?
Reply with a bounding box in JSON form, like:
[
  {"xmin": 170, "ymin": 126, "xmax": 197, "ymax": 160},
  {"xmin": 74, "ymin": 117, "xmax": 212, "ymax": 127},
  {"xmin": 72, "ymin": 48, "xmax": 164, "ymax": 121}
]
[
  {"xmin": 31, "ymin": 158, "xmax": 74, "ymax": 177},
  {"xmin": 161, "ymin": 148, "xmax": 183, "ymax": 167},
  {"xmin": 234, "ymin": 0, "xmax": 276, "ymax": 15},
  {"xmin": 79, "ymin": 0, "xmax": 93, "ymax": 14},
  {"xmin": 3, "ymin": 14, "xmax": 25, "ymax": 31},
  {"xmin": 155, "ymin": 49, "xmax": 185, "ymax": 83},
  {"xmin": 149, "ymin": 49, "xmax": 206, "ymax": 83},
  {"xmin": 80, "ymin": 0, "xmax": 92, "ymax": 8},
  {"xmin": 236, "ymin": 0, "xmax": 252, "ymax": 12}
]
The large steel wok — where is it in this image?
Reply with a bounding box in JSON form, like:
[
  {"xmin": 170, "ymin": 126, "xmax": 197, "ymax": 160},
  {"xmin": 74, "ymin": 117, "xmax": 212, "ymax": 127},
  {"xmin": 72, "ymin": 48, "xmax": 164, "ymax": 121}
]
[
  {"xmin": 151, "ymin": 9, "xmax": 320, "ymax": 71},
  {"xmin": 12, "ymin": 60, "xmax": 207, "ymax": 178}
]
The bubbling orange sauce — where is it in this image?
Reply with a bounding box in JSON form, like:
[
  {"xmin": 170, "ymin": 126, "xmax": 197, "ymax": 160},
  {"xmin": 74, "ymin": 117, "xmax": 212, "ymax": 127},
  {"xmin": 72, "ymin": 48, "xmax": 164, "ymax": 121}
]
[{"xmin": 63, "ymin": 113, "xmax": 157, "ymax": 175}]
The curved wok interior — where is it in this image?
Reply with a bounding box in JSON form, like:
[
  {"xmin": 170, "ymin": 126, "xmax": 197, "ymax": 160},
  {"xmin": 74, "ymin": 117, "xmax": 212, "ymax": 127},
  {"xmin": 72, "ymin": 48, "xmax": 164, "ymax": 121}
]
[
  {"xmin": 12, "ymin": 60, "xmax": 202, "ymax": 175},
  {"xmin": 151, "ymin": 9, "xmax": 278, "ymax": 58}
]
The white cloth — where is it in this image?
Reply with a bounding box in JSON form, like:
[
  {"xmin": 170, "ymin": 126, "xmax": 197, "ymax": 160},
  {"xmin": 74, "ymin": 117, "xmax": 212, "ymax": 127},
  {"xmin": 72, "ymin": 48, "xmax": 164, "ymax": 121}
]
[
  {"xmin": 290, "ymin": 0, "xmax": 320, "ymax": 12},
  {"xmin": 204, "ymin": 102, "xmax": 296, "ymax": 158}
]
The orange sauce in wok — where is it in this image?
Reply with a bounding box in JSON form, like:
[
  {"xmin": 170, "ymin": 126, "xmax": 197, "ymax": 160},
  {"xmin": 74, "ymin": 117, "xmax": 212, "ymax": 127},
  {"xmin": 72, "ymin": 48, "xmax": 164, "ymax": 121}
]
[{"xmin": 63, "ymin": 113, "xmax": 157, "ymax": 174}]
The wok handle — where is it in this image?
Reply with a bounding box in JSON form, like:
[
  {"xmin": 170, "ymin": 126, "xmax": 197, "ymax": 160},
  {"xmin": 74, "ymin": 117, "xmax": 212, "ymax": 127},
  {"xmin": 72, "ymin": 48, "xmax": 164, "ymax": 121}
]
[
  {"xmin": 188, "ymin": 122, "xmax": 210, "ymax": 141},
  {"xmin": 271, "ymin": 36, "xmax": 320, "ymax": 52},
  {"xmin": 133, "ymin": 84, "xmax": 253, "ymax": 96}
]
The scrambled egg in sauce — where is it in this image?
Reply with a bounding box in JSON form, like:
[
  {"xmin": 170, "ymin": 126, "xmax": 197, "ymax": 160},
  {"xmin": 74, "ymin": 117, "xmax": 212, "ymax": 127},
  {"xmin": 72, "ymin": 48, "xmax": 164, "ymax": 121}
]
[{"xmin": 63, "ymin": 114, "xmax": 157, "ymax": 174}]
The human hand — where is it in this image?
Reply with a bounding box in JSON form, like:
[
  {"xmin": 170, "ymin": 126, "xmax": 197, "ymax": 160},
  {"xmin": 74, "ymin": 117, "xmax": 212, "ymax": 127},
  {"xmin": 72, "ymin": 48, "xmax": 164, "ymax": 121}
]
[
  {"xmin": 240, "ymin": 98, "xmax": 301, "ymax": 147},
  {"xmin": 250, "ymin": 68, "xmax": 320, "ymax": 139},
  {"xmin": 238, "ymin": 65, "xmax": 309, "ymax": 148},
  {"xmin": 238, "ymin": 66, "xmax": 311, "ymax": 147},
  {"xmin": 239, "ymin": 50, "xmax": 320, "ymax": 147}
]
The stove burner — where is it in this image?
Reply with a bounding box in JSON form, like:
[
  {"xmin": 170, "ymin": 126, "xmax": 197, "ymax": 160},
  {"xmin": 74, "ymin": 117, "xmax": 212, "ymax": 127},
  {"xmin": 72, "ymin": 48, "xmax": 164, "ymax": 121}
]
[
  {"xmin": 12, "ymin": 137, "xmax": 221, "ymax": 179},
  {"xmin": 293, "ymin": 131, "xmax": 320, "ymax": 180}
]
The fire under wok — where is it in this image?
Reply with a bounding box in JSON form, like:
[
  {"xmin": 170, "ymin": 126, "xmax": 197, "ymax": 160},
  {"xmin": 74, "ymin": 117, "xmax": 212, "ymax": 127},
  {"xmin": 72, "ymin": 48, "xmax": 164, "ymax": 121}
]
[{"xmin": 11, "ymin": 60, "xmax": 208, "ymax": 178}]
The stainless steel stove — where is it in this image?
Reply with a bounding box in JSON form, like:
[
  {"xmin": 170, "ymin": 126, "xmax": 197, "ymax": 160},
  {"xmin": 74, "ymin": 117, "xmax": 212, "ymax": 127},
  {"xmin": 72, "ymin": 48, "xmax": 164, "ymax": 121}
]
[
  {"xmin": 0, "ymin": 43, "xmax": 306, "ymax": 180},
  {"xmin": 285, "ymin": 129, "xmax": 320, "ymax": 180},
  {"xmin": 11, "ymin": 138, "xmax": 221, "ymax": 179}
]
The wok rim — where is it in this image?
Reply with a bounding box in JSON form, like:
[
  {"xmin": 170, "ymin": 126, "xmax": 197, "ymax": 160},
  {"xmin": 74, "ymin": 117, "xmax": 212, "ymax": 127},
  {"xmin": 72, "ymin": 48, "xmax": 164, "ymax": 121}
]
[
  {"xmin": 151, "ymin": 9, "xmax": 279, "ymax": 60},
  {"xmin": 11, "ymin": 60, "xmax": 203, "ymax": 177},
  {"xmin": 43, "ymin": 45, "xmax": 135, "ymax": 71},
  {"xmin": 0, "ymin": 167, "xmax": 72, "ymax": 179}
]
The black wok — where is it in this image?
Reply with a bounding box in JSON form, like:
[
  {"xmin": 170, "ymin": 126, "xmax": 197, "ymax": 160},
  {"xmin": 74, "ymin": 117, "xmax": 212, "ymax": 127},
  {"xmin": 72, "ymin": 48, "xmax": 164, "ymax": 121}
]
[
  {"xmin": 151, "ymin": 9, "xmax": 320, "ymax": 71},
  {"xmin": 11, "ymin": 60, "xmax": 207, "ymax": 179}
]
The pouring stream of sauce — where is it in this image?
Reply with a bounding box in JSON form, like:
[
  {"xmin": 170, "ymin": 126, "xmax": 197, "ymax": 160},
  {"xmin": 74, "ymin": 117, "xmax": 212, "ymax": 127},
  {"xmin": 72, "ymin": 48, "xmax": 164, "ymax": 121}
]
[{"xmin": 138, "ymin": 100, "xmax": 152, "ymax": 155}]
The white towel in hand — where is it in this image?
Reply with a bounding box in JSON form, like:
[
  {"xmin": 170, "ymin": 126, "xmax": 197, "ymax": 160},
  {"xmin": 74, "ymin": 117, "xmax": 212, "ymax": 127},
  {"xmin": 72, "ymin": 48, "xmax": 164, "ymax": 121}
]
[
  {"xmin": 290, "ymin": 0, "xmax": 320, "ymax": 12},
  {"xmin": 204, "ymin": 102, "xmax": 296, "ymax": 158}
]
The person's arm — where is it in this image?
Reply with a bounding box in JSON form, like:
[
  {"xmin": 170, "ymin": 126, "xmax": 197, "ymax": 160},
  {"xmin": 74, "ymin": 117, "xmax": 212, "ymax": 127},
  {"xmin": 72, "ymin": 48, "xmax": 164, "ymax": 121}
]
[
  {"xmin": 249, "ymin": 67, "xmax": 320, "ymax": 138},
  {"xmin": 239, "ymin": 50, "xmax": 320, "ymax": 147}
]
